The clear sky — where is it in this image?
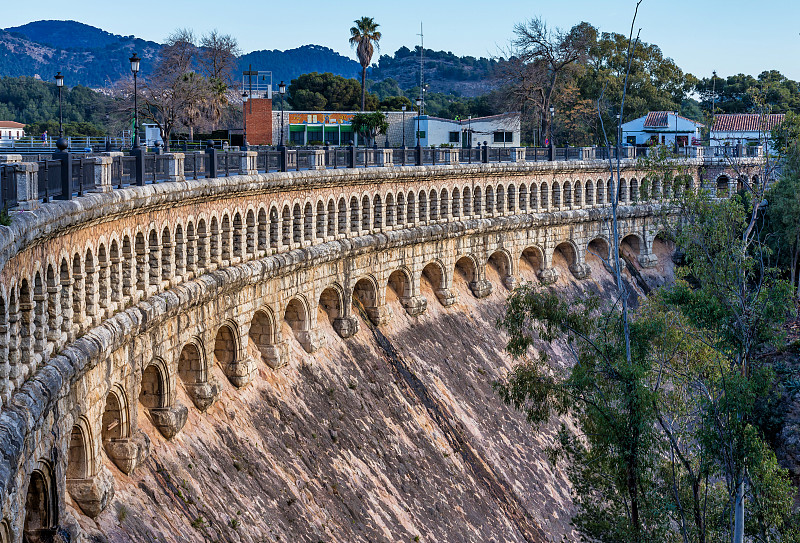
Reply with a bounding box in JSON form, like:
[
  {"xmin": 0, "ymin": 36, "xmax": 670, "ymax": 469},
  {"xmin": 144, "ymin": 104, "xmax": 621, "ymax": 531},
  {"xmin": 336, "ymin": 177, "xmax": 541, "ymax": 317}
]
[{"xmin": 2, "ymin": 0, "xmax": 798, "ymax": 80}]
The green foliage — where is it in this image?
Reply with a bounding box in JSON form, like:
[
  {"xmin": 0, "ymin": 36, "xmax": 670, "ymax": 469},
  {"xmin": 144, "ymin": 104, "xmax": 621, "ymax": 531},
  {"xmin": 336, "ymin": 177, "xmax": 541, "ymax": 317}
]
[
  {"xmin": 0, "ymin": 76, "xmax": 113, "ymax": 135},
  {"xmin": 696, "ymin": 70, "xmax": 800, "ymax": 115},
  {"xmin": 349, "ymin": 111, "xmax": 388, "ymax": 146},
  {"xmin": 287, "ymin": 72, "xmax": 377, "ymax": 111}
]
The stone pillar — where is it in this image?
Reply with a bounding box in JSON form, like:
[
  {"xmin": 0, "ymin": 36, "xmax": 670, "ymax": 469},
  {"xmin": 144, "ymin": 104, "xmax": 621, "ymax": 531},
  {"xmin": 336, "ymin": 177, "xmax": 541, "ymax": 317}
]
[
  {"xmin": 374, "ymin": 148, "xmax": 393, "ymax": 167},
  {"xmin": 578, "ymin": 147, "xmax": 593, "ymax": 161},
  {"xmin": 538, "ymin": 268, "xmax": 559, "ymax": 283},
  {"xmin": 286, "ymin": 149, "xmax": 297, "ymax": 170},
  {"xmin": 441, "ymin": 148, "xmax": 460, "ymax": 165},
  {"xmin": 510, "ymin": 147, "xmax": 526, "ymax": 163},
  {"xmin": 308, "ymin": 149, "xmax": 325, "ymax": 170},
  {"xmin": 11, "ymin": 162, "xmax": 39, "ymax": 211},
  {"xmin": 0, "ymin": 154, "xmax": 23, "ymax": 164},
  {"xmin": 239, "ymin": 150, "xmax": 258, "ymax": 175},
  {"xmin": 68, "ymin": 466, "xmax": 115, "ymax": 518},
  {"xmin": 90, "ymin": 156, "xmax": 113, "ymax": 193},
  {"xmin": 164, "ymin": 153, "xmax": 185, "ymax": 182}
]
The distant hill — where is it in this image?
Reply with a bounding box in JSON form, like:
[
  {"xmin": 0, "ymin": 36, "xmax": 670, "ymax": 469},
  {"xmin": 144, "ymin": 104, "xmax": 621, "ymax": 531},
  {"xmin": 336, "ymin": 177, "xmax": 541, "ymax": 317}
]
[
  {"xmin": 0, "ymin": 20, "xmax": 160, "ymax": 87},
  {"xmin": 0, "ymin": 21, "xmax": 499, "ymax": 96},
  {"xmin": 238, "ymin": 45, "xmax": 362, "ymax": 86}
]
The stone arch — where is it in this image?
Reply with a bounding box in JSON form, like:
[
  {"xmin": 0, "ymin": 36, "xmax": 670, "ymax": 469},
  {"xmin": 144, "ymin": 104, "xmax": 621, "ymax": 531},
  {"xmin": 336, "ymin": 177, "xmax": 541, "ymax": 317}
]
[
  {"xmin": 418, "ymin": 190, "xmax": 428, "ymax": 222},
  {"xmin": 619, "ymin": 178, "xmax": 628, "ymax": 203},
  {"xmin": 585, "ymin": 180, "xmax": 594, "ymax": 206},
  {"xmin": 388, "ymin": 268, "xmax": 412, "ymax": 300},
  {"xmin": 102, "ymin": 384, "xmax": 131, "ymax": 443},
  {"xmin": 279, "ymin": 205, "xmax": 290, "ymax": 247},
  {"xmin": 285, "ymin": 296, "xmax": 311, "ymax": 335},
  {"xmin": 315, "ymin": 200, "xmax": 326, "ymax": 239},
  {"xmin": 353, "ymin": 276, "xmax": 385, "ymax": 325},
  {"xmin": 573, "ymin": 180, "xmax": 582, "ymax": 207},
  {"xmin": 507, "ymin": 184, "xmax": 516, "ymax": 213},
  {"xmin": 596, "ymin": 179, "xmax": 604, "ymax": 205},
  {"xmin": 337, "ymin": 197, "xmax": 347, "ymax": 235},
  {"xmin": 488, "ymin": 249, "xmax": 515, "ymax": 290},
  {"xmin": 563, "ymin": 181, "xmax": 572, "ymax": 208},
  {"xmin": 269, "ymin": 206, "xmax": 280, "ymax": 249},
  {"xmin": 140, "ymin": 358, "xmax": 170, "ymax": 409},
  {"xmin": 421, "ymin": 260, "xmax": 454, "ymax": 307},
  {"xmin": 630, "ymin": 178, "xmax": 639, "ymax": 202},
  {"xmin": 607, "ymin": 178, "xmax": 614, "ymax": 204},
  {"xmin": 553, "ymin": 241, "xmax": 578, "ymax": 276},
  {"xmin": 587, "ymin": 237, "xmax": 611, "ymax": 269},
  {"xmin": 178, "ymin": 339, "xmax": 217, "ymax": 411},
  {"xmin": 520, "ymin": 246, "xmax": 545, "ymax": 278},
  {"xmin": 326, "ymin": 199, "xmax": 336, "ymax": 237},
  {"xmin": 361, "ymin": 194, "xmax": 371, "ymax": 231},
  {"xmin": 406, "ymin": 191, "xmax": 416, "ymax": 223},
  {"xmin": 385, "ymin": 193, "xmax": 395, "ymax": 227},
  {"xmin": 233, "ymin": 211, "xmax": 244, "ymax": 258},
  {"xmin": 373, "ymin": 194, "xmax": 383, "ymax": 229},
  {"xmin": 496, "ymin": 184, "xmax": 505, "ymax": 214},
  {"xmin": 23, "ymin": 461, "xmax": 57, "ymax": 540},
  {"xmin": 621, "ymin": 233, "xmax": 643, "ymax": 258},
  {"xmin": 350, "ymin": 196, "xmax": 360, "ymax": 232},
  {"xmin": 451, "ymin": 187, "xmax": 461, "ymax": 218},
  {"xmin": 439, "ymin": 187, "xmax": 449, "ymax": 219},
  {"xmin": 67, "ymin": 416, "xmax": 95, "ymax": 481},
  {"xmin": 303, "ymin": 202, "xmax": 313, "ymax": 243},
  {"xmin": 485, "ymin": 186, "xmax": 495, "ymax": 215},
  {"xmin": 174, "ymin": 223, "xmax": 186, "ymax": 274},
  {"xmin": 396, "ymin": 192, "xmax": 406, "ymax": 225},
  {"xmin": 429, "ymin": 189, "xmax": 439, "ymax": 221},
  {"xmin": 519, "ymin": 184, "xmax": 528, "ymax": 212},
  {"xmin": 318, "ymin": 286, "xmax": 344, "ymax": 325},
  {"xmin": 214, "ymin": 321, "xmax": 240, "ymax": 374},
  {"xmin": 472, "ymin": 186, "xmax": 482, "ymax": 216},
  {"xmin": 246, "ymin": 209, "xmax": 256, "ymax": 256},
  {"xmin": 716, "ymin": 174, "xmax": 730, "ymax": 198},
  {"xmin": 540, "ymin": 182, "xmax": 549, "ymax": 210},
  {"xmin": 454, "ymin": 255, "xmax": 489, "ymax": 298},
  {"xmin": 551, "ymin": 181, "xmax": 561, "ymax": 209},
  {"xmin": 209, "ymin": 216, "xmax": 221, "ymax": 264},
  {"xmin": 529, "ymin": 182, "xmax": 538, "ymax": 211},
  {"xmin": 463, "ymin": 186, "xmax": 473, "ymax": 216},
  {"xmin": 221, "ymin": 214, "xmax": 232, "ymax": 262},
  {"xmin": 292, "ymin": 203, "xmax": 302, "ymax": 244},
  {"xmin": 249, "ymin": 309, "xmax": 280, "ymax": 368},
  {"xmin": 0, "ymin": 519, "xmax": 10, "ymax": 543},
  {"xmin": 255, "ymin": 206, "xmax": 267, "ymax": 251},
  {"xmin": 71, "ymin": 252, "xmax": 84, "ymax": 327}
]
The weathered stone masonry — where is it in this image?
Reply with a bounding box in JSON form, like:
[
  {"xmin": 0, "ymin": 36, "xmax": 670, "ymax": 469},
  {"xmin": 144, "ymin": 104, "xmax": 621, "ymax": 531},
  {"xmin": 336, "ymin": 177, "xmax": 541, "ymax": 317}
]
[{"xmin": 0, "ymin": 158, "xmax": 757, "ymax": 541}]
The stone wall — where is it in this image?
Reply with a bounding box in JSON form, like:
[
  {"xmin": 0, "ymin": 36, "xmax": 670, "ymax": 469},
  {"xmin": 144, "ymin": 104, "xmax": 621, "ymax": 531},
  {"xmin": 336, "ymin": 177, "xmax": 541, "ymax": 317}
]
[{"xmin": 0, "ymin": 159, "xmax": 754, "ymax": 541}]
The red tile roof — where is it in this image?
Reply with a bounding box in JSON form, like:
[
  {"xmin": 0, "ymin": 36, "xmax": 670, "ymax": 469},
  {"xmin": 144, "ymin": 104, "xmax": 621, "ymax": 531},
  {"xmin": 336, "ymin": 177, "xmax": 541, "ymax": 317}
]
[
  {"xmin": 0, "ymin": 121, "xmax": 25, "ymax": 129},
  {"xmin": 711, "ymin": 114, "xmax": 784, "ymax": 132},
  {"xmin": 643, "ymin": 111, "xmax": 703, "ymax": 128}
]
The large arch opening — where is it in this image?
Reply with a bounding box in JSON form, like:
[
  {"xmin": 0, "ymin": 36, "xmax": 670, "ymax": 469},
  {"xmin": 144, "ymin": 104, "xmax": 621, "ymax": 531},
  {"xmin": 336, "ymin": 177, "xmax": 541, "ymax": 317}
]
[
  {"xmin": 620, "ymin": 234, "xmax": 642, "ymax": 264},
  {"xmin": 552, "ymin": 242, "xmax": 577, "ymax": 277},
  {"xmin": 488, "ymin": 250, "xmax": 513, "ymax": 289},
  {"xmin": 454, "ymin": 256, "xmax": 477, "ymax": 287},
  {"xmin": 519, "ymin": 247, "xmax": 544, "ymax": 280},
  {"xmin": 23, "ymin": 464, "xmax": 56, "ymax": 541},
  {"xmin": 102, "ymin": 386, "xmax": 129, "ymax": 444},
  {"xmin": 387, "ymin": 269, "xmax": 411, "ymax": 302},
  {"xmin": 214, "ymin": 323, "xmax": 238, "ymax": 372},
  {"xmin": 178, "ymin": 342, "xmax": 205, "ymax": 386},
  {"xmin": 140, "ymin": 362, "xmax": 168, "ymax": 409},
  {"xmin": 318, "ymin": 287, "xmax": 342, "ymax": 328},
  {"xmin": 587, "ymin": 237, "xmax": 611, "ymax": 270},
  {"xmin": 249, "ymin": 310, "xmax": 277, "ymax": 365},
  {"xmin": 353, "ymin": 277, "xmax": 382, "ymax": 324},
  {"xmin": 67, "ymin": 422, "xmax": 91, "ymax": 481},
  {"xmin": 284, "ymin": 297, "xmax": 310, "ymax": 344}
]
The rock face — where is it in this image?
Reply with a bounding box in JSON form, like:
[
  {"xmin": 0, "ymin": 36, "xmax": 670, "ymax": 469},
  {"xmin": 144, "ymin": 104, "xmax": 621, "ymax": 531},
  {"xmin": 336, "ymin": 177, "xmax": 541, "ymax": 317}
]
[{"xmin": 69, "ymin": 243, "xmax": 673, "ymax": 543}]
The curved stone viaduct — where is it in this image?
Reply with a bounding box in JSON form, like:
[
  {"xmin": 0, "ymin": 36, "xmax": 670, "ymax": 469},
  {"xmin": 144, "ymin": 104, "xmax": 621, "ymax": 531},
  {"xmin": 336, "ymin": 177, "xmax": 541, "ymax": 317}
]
[{"xmin": 0, "ymin": 157, "xmax": 755, "ymax": 541}]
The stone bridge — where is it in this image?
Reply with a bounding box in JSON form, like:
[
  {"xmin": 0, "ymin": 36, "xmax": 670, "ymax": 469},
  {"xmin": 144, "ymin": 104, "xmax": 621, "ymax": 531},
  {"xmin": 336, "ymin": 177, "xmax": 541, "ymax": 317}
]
[{"xmin": 0, "ymin": 156, "xmax": 759, "ymax": 541}]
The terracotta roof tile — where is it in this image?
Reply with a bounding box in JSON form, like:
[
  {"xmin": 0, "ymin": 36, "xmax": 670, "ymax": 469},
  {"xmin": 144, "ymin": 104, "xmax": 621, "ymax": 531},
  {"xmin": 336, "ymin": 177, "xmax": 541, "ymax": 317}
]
[
  {"xmin": 0, "ymin": 121, "xmax": 25, "ymax": 129},
  {"xmin": 711, "ymin": 114, "xmax": 784, "ymax": 132},
  {"xmin": 643, "ymin": 111, "xmax": 703, "ymax": 128}
]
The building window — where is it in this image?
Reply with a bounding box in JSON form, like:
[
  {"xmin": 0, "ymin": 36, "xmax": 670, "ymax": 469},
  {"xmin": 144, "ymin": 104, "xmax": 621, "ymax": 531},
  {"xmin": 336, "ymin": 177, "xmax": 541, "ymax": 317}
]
[
  {"xmin": 493, "ymin": 131, "xmax": 513, "ymax": 143},
  {"xmin": 449, "ymin": 131, "xmax": 460, "ymax": 143},
  {"xmin": 416, "ymin": 131, "xmax": 426, "ymax": 139},
  {"xmin": 626, "ymin": 136, "xmax": 637, "ymax": 145}
]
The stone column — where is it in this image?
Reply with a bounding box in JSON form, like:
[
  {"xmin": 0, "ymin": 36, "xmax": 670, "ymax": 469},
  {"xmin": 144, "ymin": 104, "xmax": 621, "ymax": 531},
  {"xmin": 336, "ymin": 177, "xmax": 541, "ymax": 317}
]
[
  {"xmin": 239, "ymin": 151, "xmax": 258, "ymax": 176},
  {"xmin": 164, "ymin": 153, "xmax": 185, "ymax": 182},
  {"xmin": 308, "ymin": 149, "xmax": 326, "ymax": 170},
  {"xmin": 510, "ymin": 147, "xmax": 526, "ymax": 163},
  {"xmin": 11, "ymin": 162, "xmax": 39, "ymax": 211},
  {"xmin": 0, "ymin": 154, "xmax": 23, "ymax": 164},
  {"xmin": 374, "ymin": 149, "xmax": 393, "ymax": 167},
  {"xmin": 441, "ymin": 148, "xmax": 460, "ymax": 165},
  {"xmin": 90, "ymin": 156, "xmax": 113, "ymax": 193}
]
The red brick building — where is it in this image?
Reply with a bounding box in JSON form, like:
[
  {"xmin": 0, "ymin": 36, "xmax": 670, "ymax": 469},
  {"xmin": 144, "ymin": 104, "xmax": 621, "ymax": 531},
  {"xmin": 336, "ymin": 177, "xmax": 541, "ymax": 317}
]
[{"xmin": 243, "ymin": 98, "xmax": 273, "ymax": 145}]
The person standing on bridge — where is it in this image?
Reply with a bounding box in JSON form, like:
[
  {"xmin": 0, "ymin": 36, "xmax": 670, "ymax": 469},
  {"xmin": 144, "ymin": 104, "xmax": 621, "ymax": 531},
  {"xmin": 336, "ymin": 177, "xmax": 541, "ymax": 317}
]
[{"xmin": 42, "ymin": 130, "xmax": 48, "ymax": 146}]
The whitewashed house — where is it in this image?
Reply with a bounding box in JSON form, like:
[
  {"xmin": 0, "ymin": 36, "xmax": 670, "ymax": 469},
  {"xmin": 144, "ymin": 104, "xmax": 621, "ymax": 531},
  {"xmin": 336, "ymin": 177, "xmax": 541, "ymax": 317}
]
[
  {"xmin": 710, "ymin": 113, "xmax": 784, "ymax": 147},
  {"xmin": 0, "ymin": 121, "xmax": 25, "ymax": 145},
  {"xmin": 620, "ymin": 111, "xmax": 703, "ymax": 147}
]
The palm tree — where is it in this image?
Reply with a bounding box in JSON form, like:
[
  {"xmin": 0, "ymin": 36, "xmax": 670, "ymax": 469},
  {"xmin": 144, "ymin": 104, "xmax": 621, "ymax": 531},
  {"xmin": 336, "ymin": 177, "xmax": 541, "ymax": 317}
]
[{"xmin": 349, "ymin": 17, "xmax": 381, "ymax": 111}]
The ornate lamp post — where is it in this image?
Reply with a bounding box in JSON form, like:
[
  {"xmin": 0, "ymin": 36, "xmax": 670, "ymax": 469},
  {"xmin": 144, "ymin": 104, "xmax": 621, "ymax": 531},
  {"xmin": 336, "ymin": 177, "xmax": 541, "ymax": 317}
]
[
  {"xmin": 278, "ymin": 81, "xmax": 286, "ymax": 147},
  {"xmin": 129, "ymin": 53, "xmax": 141, "ymax": 149},
  {"xmin": 54, "ymin": 72, "xmax": 65, "ymax": 150}
]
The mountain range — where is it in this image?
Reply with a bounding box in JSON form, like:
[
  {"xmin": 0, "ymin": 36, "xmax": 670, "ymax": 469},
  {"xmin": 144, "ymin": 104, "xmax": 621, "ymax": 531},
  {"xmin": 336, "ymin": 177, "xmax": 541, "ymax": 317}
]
[{"xmin": 0, "ymin": 20, "xmax": 496, "ymax": 96}]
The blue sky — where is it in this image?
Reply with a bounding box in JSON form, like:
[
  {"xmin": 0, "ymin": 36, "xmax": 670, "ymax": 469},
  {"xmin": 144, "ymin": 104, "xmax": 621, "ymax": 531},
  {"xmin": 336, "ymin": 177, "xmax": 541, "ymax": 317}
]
[{"xmin": 3, "ymin": 0, "xmax": 798, "ymax": 80}]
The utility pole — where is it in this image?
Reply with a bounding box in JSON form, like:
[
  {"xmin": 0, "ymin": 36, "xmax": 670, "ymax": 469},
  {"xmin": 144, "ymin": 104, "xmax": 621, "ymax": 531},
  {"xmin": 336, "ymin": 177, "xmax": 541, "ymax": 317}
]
[
  {"xmin": 242, "ymin": 64, "xmax": 258, "ymax": 150},
  {"xmin": 418, "ymin": 22, "xmax": 425, "ymax": 115}
]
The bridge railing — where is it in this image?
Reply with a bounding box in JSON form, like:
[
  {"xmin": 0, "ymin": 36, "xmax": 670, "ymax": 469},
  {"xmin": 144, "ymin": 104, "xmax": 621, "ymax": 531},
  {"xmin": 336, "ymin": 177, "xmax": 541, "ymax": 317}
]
[{"xmin": 0, "ymin": 143, "xmax": 763, "ymax": 209}]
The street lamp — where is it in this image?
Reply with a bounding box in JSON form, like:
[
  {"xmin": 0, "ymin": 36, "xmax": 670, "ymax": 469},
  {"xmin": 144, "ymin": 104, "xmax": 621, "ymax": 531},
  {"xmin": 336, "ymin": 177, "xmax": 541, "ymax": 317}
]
[
  {"xmin": 129, "ymin": 53, "xmax": 141, "ymax": 149},
  {"xmin": 278, "ymin": 81, "xmax": 286, "ymax": 147},
  {"xmin": 54, "ymin": 72, "xmax": 65, "ymax": 149},
  {"xmin": 401, "ymin": 105, "xmax": 407, "ymax": 148},
  {"xmin": 467, "ymin": 115, "xmax": 472, "ymax": 163}
]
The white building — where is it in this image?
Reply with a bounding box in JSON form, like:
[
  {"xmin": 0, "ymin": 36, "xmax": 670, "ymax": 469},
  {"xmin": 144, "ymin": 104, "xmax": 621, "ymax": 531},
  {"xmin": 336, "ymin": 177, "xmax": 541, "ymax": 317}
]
[
  {"xmin": 271, "ymin": 110, "xmax": 521, "ymax": 148},
  {"xmin": 0, "ymin": 121, "xmax": 25, "ymax": 144},
  {"xmin": 620, "ymin": 111, "xmax": 703, "ymax": 147},
  {"xmin": 710, "ymin": 113, "xmax": 784, "ymax": 147}
]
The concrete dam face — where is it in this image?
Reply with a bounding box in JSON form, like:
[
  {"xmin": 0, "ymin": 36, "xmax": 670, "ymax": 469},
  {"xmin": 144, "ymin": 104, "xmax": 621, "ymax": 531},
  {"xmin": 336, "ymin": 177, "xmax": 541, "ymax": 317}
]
[{"xmin": 0, "ymin": 156, "xmax": 739, "ymax": 542}]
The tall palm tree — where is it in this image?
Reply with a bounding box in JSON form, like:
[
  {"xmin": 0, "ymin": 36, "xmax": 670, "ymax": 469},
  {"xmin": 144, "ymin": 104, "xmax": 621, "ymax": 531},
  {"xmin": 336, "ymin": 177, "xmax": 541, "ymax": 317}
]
[{"xmin": 349, "ymin": 17, "xmax": 381, "ymax": 111}]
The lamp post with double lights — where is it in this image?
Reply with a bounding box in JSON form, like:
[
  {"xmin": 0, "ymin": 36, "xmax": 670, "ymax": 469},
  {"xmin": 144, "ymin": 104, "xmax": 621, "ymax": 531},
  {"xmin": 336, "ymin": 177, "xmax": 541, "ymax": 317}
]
[{"xmin": 54, "ymin": 72, "xmax": 65, "ymax": 150}]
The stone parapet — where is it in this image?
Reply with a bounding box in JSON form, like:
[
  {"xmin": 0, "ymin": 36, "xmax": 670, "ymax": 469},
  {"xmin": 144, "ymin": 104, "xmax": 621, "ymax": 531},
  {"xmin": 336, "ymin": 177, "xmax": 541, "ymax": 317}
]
[{"xmin": 10, "ymin": 162, "xmax": 39, "ymax": 211}]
